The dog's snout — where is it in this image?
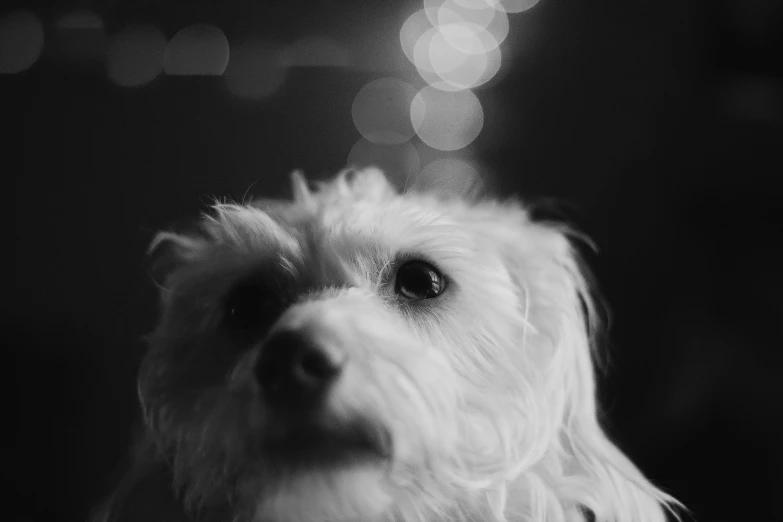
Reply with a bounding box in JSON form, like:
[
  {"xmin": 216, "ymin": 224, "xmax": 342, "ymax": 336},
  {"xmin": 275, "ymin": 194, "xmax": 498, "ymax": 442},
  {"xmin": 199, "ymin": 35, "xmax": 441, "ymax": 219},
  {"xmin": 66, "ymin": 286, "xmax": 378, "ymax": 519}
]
[{"xmin": 255, "ymin": 329, "xmax": 343, "ymax": 407}]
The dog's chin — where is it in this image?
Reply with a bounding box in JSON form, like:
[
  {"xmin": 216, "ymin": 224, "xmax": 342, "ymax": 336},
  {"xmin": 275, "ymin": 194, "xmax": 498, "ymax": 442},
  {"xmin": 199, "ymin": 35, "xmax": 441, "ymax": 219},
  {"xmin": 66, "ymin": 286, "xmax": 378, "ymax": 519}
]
[
  {"xmin": 249, "ymin": 464, "xmax": 393, "ymax": 522},
  {"xmin": 245, "ymin": 448, "xmax": 393, "ymax": 522},
  {"xmin": 240, "ymin": 420, "xmax": 396, "ymax": 522}
]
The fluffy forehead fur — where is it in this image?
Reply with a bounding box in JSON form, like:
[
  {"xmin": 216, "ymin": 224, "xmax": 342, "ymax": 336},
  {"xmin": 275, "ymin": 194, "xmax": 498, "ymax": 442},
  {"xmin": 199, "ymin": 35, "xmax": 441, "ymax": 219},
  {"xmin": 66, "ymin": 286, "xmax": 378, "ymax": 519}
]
[{"xmin": 124, "ymin": 168, "xmax": 680, "ymax": 522}]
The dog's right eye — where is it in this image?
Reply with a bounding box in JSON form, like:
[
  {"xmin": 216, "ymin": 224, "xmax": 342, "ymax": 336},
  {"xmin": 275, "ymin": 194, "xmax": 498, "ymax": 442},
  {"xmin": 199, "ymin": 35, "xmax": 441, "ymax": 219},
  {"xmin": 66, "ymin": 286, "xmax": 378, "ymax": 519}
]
[
  {"xmin": 394, "ymin": 260, "xmax": 446, "ymax": 300},
  {"xmin": 225, "ymin": 284, "xmax": 273, "ymax": 331}
]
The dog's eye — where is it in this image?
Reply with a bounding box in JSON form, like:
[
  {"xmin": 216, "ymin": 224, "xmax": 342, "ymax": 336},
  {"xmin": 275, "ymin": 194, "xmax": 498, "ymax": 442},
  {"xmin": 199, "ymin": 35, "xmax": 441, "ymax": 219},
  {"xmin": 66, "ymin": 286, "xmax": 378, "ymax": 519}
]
[
  {"xmin": 394, "ymin": 261, "xmax": 445, "ymax": 300},
  {"xmin": 225, "ymin": 283, "xmax": 274, "ymax": 331}
]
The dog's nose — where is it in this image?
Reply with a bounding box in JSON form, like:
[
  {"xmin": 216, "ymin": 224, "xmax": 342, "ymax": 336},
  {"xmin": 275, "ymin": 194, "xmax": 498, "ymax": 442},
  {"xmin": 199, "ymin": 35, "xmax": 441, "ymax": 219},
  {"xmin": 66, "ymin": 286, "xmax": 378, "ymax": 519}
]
[{"xmin": 255, "ymin": 329, "xmax": 343, "ymax": 408}]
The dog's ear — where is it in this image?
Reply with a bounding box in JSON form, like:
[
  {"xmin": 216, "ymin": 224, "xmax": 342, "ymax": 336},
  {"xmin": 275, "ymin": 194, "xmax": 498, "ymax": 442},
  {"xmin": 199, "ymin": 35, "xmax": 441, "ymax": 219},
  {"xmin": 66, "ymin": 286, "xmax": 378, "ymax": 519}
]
[
  {"xmin": 532, "ymin": 230, "xmax": 682, "ymax": 522},
  {"xmin": 147, "ymin": 230, "xmax": 209, "ymax": 296},
  {"xmin": 465, "ymin": 202, "xmax": 680, "ymax": 521}
]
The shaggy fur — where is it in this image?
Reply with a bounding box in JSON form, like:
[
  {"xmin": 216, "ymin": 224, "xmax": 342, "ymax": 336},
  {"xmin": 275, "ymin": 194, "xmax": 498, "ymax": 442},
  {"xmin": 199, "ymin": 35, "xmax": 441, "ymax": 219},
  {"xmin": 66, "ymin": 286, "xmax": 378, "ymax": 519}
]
[{"xmin": 93, "ymin": 168, "xmax": 681, "ymax": 522}]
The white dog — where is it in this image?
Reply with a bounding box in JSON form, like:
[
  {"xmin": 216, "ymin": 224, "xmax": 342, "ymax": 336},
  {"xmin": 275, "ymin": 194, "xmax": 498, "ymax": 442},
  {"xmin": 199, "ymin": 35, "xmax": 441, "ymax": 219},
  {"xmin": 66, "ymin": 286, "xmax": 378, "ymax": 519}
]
[{"xmin": 95, "ymin": 168, "xmax": 681, "ymax": 522}]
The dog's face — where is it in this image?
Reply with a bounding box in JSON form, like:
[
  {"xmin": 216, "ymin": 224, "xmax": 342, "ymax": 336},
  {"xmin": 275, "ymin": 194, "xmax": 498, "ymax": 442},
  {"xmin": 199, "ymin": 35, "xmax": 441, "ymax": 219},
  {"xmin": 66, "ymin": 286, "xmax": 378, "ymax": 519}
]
[{"xmin": 139, "ymin": 169, "xmax": 676, "ymax": 522}]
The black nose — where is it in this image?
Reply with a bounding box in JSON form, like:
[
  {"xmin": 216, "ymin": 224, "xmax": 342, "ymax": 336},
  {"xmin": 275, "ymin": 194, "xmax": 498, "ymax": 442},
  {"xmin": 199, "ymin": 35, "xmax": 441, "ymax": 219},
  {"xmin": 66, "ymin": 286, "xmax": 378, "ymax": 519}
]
[{"xmin": 255, "ymin": 329, "xmax": 343, "ymax": 408}]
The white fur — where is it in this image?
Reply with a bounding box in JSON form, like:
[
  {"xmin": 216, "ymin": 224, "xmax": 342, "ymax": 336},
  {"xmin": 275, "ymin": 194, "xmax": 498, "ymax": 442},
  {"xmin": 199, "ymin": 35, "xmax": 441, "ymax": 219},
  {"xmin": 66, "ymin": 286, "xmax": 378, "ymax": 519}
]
[{"xmin": 100, "ymin": 168, "xmax": 682, "ymax": 522}]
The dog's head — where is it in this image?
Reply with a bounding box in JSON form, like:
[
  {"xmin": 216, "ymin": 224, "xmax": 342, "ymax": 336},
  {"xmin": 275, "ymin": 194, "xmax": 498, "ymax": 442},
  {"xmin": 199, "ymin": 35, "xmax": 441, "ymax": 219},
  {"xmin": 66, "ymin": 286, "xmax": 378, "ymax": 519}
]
[{"xmin": 139, "ymin": 168, "xmax": 678, "ymax": 522}]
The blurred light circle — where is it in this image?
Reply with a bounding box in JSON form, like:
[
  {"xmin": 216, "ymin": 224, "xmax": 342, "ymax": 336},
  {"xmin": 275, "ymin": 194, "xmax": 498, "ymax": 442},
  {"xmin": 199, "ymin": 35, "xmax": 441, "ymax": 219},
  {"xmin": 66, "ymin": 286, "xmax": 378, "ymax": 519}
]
[
  {"xmin": 56, "ymin": 9, "xmax": 103, "ymax": 29},
  {"xmin": 400, "ymin": 9, "xmax": 431, "ymax": 66},
  {"xmin": 440, "ymin": 22, "xmax": 500, "ymax": 55},
  {"xmin": 473, "ymin": 41, "xmax": 502, "ymax": 88},
  {"xmin": 164, "ymin": 24, "xmax": 229, "ymax": 75},
  {"xmin": 498, "ymin": 0, "xmax": 541, "ymax": 14},
  {"xmin": 347, "ymin": 139, "xmax": 421, "ymax": 183},
  {"xmin": 280, "ymin": 36, "xmax": 350, "ymax": 67},
  {"xmin": 414, "ymin": 157, "xmax": 483, "ymax": 197},
  {"xmin": 424, "ymin": 26, "xmax": 489, "ymax": 91},
  {"xmin": 446, "ymin": 32, "xmax": 501, "ymax": 90},
  {"xmin": 224, "ymin": 40, "xmax": 286, "ymax": 100},
  {"xmin": 439, "ymin": 7, "xmax": 509, "ymax": 48},
  {"xmin": 412, "ymin": 22, "xmax": 501, "ymax": 91},
  {"xmin": 106, "ymin": 25, "xmax": 166, "ymax": 87},
  {"xmin": 412, "ymin": 27, "xmax": 438, "ymax": 74},
  {"xmin": 411, "ymin": 86, "xmax": 484, "ymax": 151},
  {"xmin": 413, "ymin": 28, "xmax": 480, "ymax": 91},
  {"xmin": 0, "ymin": 10, "xmax": 44, "ymax": 74},
  {"xmin": 352, "ymin": 78, "xmax": 418, "ymax": 144},
  {"xmin": 437, "ymin": 0, "xmax": 498, "ymax": 29},
  {"xmin": 51, "ymin": 10, "xmax": 107, "ymax": 65},
  {"xmin": 453, "ymin": 0, "xmax": 500, "ymax": 9},
  {"xmin": 422, "ymin": 0, "xmax": 444, "ymax": 27},
  {"xmin": 483, "ymin": 8, "xmax": 509, "ymax": 45}
]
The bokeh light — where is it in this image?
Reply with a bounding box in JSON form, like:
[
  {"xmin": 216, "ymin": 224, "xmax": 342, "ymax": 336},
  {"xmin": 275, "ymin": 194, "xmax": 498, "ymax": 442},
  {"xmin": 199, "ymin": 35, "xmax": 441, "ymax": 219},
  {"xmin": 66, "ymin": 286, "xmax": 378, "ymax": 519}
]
[
  {"xmin": 433, "ymin": 26, "xmax": 493, "ymax": 90},
  {"xmin": 399, "ymin": 0, "xmax": 542, "ymax": 146},
  {"xmin": 433, "ymin": 0, "xmax": 499, "ymax": 30},
  {"xmin": 347, "ymin": 139, "xmax": 421, "ymax": 185},
  {"xmin": 498, "ymin": 0, "xmax": 541, "ymax": 14},
  {"xmin": 52, "ymin": 9, "xmax": 107, "ymax": 64},
  {"xmin": 56, "ymin": 9, "xmax": 103, "ymax": 29},
  {"xmin": 413, "ymin": 157, "xmax": 484, "ymax": 197},
  {"xmin": 403, "ymin": 7, "xmax": 503, "ymax": 91},
  {"xmin": 439, "ymin": 9, "xmax": 508, "ymax": 51},
  {"xmin": 224, "ymin": 39, "xmax": 286, "ymax": 100},
  {"xmin": 400, "ymin": 9, "xmax": 431, "ymax": 65},
  {"xmin": 279, "ymin": 36, "xmax": 351, "ymax": 67},
  {"xmin": 410, "ymin": 86, "xmax": 484, "ymax": 151},
  {"xmin": 164, "ymin": 24, "xmax": 229, "ymax": 76},
  {"xmin": 106, "ymin": 25, "xmax": 167, "ymax": 87},
  {"xmin": 452, "ymin": 0, "xmax": 501, "ymax": 9},
  {"xmin": 471, "ymin": 39, "xmax": 502, "ymax": 88},
  {"xmin": 0, "ymin": 10, "xmax": 44, "ymax": 74},
  {"xmin": 352, "ymin": 78, "xmax": 418, "ymax": 145}
]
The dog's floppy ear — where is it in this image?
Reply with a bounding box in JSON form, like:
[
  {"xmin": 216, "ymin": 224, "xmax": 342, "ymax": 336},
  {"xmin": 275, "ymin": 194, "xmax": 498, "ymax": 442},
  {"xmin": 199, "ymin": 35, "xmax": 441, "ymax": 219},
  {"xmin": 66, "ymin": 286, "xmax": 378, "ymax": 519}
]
[
  {"xmin": 147, "ymin": 230, "xmax": 209, "ymax": 296},
  {"xmin": 465, "ymin": 202, "xmax": 681, "ymax": 521},
  {"xmin": 528, "ymin": 229, "xmax": 682, "ymax": 522}
]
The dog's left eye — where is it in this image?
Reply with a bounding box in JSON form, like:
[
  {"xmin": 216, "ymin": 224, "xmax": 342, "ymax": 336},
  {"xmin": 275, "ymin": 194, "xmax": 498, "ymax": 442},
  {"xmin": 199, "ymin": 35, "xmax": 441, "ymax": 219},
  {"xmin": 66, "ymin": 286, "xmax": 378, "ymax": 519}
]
[
  {"xmin": 394, "ymin": 261, "xmax": 445, "ymax": 300},
  {"xmin": 225, "ymin": 283, "xmax": 275, "ymax": 331}
]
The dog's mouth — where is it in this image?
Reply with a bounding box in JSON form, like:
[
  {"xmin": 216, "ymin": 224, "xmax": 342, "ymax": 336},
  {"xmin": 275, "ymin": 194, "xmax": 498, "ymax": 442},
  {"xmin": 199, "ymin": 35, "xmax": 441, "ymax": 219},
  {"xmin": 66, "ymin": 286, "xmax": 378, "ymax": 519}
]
[{"xmin": 263, "ymin": 419, "xmax": 392, "ymax": 467}]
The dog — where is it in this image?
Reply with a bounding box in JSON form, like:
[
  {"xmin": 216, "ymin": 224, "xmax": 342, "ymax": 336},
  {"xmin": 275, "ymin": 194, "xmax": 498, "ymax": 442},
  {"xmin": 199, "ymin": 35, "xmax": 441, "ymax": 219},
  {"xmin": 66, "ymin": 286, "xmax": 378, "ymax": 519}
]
[{"xmin": 94, "ymin": 168, "xmax": 681, "ymax": 522}]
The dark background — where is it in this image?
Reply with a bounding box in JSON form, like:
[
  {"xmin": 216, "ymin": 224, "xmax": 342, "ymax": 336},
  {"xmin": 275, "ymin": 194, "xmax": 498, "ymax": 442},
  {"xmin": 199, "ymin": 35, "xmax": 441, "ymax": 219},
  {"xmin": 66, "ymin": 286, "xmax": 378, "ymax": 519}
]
[{"xmin": 7, "ymin": 0, "xmax": 782, "ymax": 521}]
